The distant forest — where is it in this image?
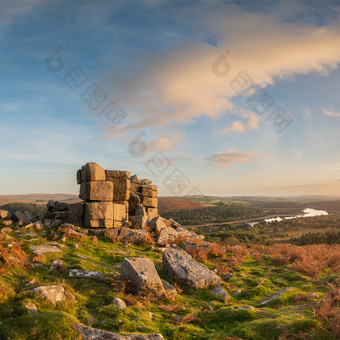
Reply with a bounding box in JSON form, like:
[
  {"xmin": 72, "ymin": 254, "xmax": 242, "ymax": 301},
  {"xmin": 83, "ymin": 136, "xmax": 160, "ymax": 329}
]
[{"xmin": 162, "ymin": 203, "xmax": 266, "ymax": 225}]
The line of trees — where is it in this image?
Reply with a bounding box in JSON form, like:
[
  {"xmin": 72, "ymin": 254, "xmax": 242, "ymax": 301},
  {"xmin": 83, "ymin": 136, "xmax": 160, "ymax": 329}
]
[{"xmin": 162, "ymin": 203, "xmax": 266, "ymax": 225}]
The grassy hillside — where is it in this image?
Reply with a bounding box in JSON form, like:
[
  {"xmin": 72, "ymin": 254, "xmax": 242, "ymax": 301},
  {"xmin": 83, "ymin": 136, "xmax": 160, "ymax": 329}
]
[{"xmin": 1, "ymin": 220, "xmax": 339, "ymax": 339}]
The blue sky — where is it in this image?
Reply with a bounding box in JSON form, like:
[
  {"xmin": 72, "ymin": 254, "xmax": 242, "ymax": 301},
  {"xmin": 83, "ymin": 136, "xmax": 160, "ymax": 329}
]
[{"xmin": 1, "ymin": 0, "xmax": 340, "ymax": 196}]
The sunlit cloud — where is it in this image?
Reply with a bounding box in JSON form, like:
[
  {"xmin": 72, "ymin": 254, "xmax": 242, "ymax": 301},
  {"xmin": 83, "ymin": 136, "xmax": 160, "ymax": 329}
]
[
  {"xmin": 204, "ymin": 150, "xmax": 257, "ymax": 168},
  {"xmin": 103, "ymin": 4, "xmax": 340, "ymax": 137},
  {"xmin": 323, "ymin": 107, "xmax": 340, "ymax": 117}
]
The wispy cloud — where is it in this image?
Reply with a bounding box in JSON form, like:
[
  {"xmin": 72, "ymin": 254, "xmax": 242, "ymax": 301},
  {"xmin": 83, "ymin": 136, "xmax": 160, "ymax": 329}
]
[
  {"xmin": 323, "ymin": 107, "xmax": 340, "ymax": 117},
  {"xmin": 204, "ymin": 150, "xmax": 257, "ymax": 168}
]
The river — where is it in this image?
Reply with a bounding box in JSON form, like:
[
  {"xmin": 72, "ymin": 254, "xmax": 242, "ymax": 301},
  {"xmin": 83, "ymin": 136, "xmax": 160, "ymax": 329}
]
[{"xmin": 249, "ymin": 208, "xmax": 328, "ymax": 227}]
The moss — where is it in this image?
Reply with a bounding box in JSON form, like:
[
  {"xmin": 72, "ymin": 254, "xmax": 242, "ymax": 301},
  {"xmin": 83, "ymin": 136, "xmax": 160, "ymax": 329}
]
[{"xmin": 0, "ymin": 312, "xmax": 81, "ymax": 340}]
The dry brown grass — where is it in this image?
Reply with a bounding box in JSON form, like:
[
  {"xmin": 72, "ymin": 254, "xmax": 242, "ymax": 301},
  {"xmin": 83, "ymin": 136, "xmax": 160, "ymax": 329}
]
[
  {"xmin": 267, "ymin": 244, "xmax": 340, "ymax": 277},
  {"xmin": 0, "ymin": 238, "xmax": 28, "ymax": 273},
  {"xmin": 314, "ymin": 282, "xmax": 340, "ymax": 338}
]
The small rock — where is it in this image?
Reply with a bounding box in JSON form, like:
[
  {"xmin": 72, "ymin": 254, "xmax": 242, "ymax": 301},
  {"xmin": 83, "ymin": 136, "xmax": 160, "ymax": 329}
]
[
  {"xmin": 2, "ymin": 220, "xmax": 12, "ymax": 226},
  {"xmin": 211, "ymin": 284, "xmax": 227, "ymax": 298},
  {"xmin": 73, "ymin": 243, "xmax": 79, "ymax": 250},
  {"xmin": 260, "ymin": 287, "xmax": 293, "ymax": 305},
  {"xmin": 221, "ymin": 273, "xmax": 234, "ymax": 281},
  {"xmin": 235, "ymin": 306, "xmax": 254, "ymax": 310},
  {"xmin": 34, "ymin": 221, "xmax": 43, "ymax": 231},
  {"xmin": 32, "ymin": 263, "xmax": 45, "ymax": 269},
  {"xmin": 113, "ymin": 298, "xmax": 127, "ymax": 310},
  {"xmin": 207, "ymin": 305, "xmax": 214, "ymax": 312},
  {"xmin": 25, "ymin": 301, "xmax": 38, "ymax": 314},
  {"xmin": 30, "ymin": 244, "xmax": 62, "ymax": 256},
  {"xmin": 18, "ymin": 232, "xmax": 38, "ymax": 238},
  {"xmin": 49, "ymin": 259, "xmax": 66, "ymax": 273},
  {"xmin": 1, "ymin": 227, "xmax": 12, "ymax": 234},
  {"xmin": 22, "ymin": 223, "xmax": 34, "ymax": 230},
  {"xmin": 162, "ymin": 279, "xmax": 177, "ymax": 298},
  {"xmin": 231, "ymin": 290, "xmax": 242, "ymax": 296},
  {"xmin": 29, "ymin": 285, "xmax": 75, "ymax": 306},
  {"xmin": 69, "ymin": 269, "xmax": 106, "ymax": 281},
  {"xmin": 24, "ymin": 278, "xmax": 36, "ymax": 287}
]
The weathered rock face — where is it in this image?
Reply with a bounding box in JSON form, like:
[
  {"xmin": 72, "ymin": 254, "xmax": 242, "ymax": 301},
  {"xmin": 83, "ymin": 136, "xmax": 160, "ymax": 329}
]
[
  {"xmin": 162, "ymin": 246, "xmax": 221, "ymax": 289},
  {"xmin": 149, "ymin": 216, "xmax": 166, "ymax": 234},
  {"xmin": 81, "ymin": 162, "xmax": 106, "ymax": 182},
  {"xmin": 75, "ymin": 324, "xmax": 164, "ymax": 340},
  {"xmin": 84, "ymin": 202, "xmax": 113, "ymax": 228},
  {"xmin": 119, "ymin": 228, "xmax": 148, "ymax": 244},
  {"xmin": 67, "ymin": 202, "xmax": 84, "ymax": 225},
  {"xmin": 161, "ymin": 279, "xmax": 177, "ymax": 298},
  {"xmin": 156, "ymin": 227, "xmax": 177, "ymax": 246},
  {"xmin": 30, "ymin": 285, "xmax": 75, "ymax": 305},
  {"xmin": 30, "ymin": 244, "xmax": 62, "ymax": 256},
  {"xmin": 12, "ymin": 211, "xmax": 30, "ymax": 224},
  {"xmin": 80, "ymin": 181, "xmax": 114, "ymax": 202},
  {"xmin": 121, "ymin": 257, "xmax": 166, "ymax": 297},
  {"xmin": 106, "ymin": 170, "xmax": 131, "ymax": 202}
]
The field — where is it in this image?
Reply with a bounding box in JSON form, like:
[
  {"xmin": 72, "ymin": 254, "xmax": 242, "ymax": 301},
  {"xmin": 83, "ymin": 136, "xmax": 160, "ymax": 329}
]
[
  {"xmin": 1, "ymin": 195, "xmax": 339, "ymax": 339},
  {"xmin": 0, "ymin": 221, "xmax": 339, "ymax": 339}
]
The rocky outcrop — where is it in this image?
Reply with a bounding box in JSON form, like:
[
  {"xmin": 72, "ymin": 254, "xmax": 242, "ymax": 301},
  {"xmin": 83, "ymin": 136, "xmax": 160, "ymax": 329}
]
[
  {"xmin": 121, "ymin": 257, "xmax": 165, "ymax": 298},
  {"xmin": 162, "ymin": 246, "xmax": 221, "ymax": 289}
]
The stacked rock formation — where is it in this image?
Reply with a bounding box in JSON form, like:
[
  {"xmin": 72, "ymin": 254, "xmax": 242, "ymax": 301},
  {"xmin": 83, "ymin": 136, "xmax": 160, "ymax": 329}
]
[
  {"xmin": 129, "ymin": 175, "xmax": 158, "ymax": 222},
  {"xmin": 50, "ymin": 162, "xmax": 159, "ymax": 228}
]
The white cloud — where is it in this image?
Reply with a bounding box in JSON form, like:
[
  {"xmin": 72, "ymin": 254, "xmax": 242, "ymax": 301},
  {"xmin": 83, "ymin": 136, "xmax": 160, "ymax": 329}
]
[
  {"xmin": 204, "ymin": 150, "xmax": 257, "ymax": 168},
  {"xmin": 323, "ymin": 107, "xmax": 340, "ymax": 117},
  {"xmin": 103, "ymin": 4, "xmax": 340, "ymax": 137}
]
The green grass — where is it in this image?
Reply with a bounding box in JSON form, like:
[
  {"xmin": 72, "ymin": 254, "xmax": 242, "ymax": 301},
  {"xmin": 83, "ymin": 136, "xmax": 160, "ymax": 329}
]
[{"xmin": 0, "ymin": 223, "xmax": 338, "ymax": 339}]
